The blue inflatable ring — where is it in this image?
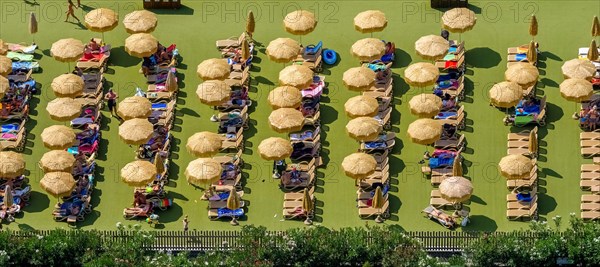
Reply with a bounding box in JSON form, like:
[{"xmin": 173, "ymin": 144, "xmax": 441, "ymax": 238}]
[{"xmin": 323, "ymin": 49, "xmax": 337, "ymax": 65}]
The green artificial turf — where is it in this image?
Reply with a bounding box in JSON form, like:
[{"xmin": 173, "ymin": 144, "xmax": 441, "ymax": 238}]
[{"xmin": 1, "ymin": 0, "xmax": 598, "ymax": 231}]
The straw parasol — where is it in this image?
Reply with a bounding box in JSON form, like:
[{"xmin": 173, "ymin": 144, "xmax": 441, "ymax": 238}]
[
  {"xmin": 121, "ymin": 160, "xmax": 157, "ymax": 187},
  {"xmin": 505, "ymin": 62, "xmax": 539, "ymax": 87},
  {"xmin": 407, "ymin": 118, "xmax": 442, "ymax": 145},
  {"xmin": 196, "ymin": 80, "xmax": 231, "ymax": 106},
  {"xmin": 0, "ymin": 76, "xmax": 7, "ymax": 99},
  {"xmin": 51, "ymin": 38, "xmax": 84, "ymax": 70},
  {"xmin": 165, "ymin": 70, "xmax": 178, "ymax": 92},
  {"xmin": 29, "ymin": 13, "xmax": 38, "ymax": 43},
  {"xmin": 415, "ymin": 35, "xmax": 450, "ymax": 61},
  {"xmin": 197, "ymin": 58, "xmax": 230, "ymax": 81},
  {"xmin": 0, "ymin": 39, "xmax": 7, "ymax": 55},
  {"xmin": 51, "ymin": 73, "xmax": 84, "ymax": 98},
  {"xmin": 404, "ymin": 62, "xmax": 440, "ymax": 87},
  {"xmin": 279, "ymin": 65, "xmax": 313, "ymax": 89},
  {"xmin": 185, "ymin": 158, "xmax": 223, "ymax": 186},
  {"xmin": 528, "ymin": 131, "xmax": 538, "ymax": 156},
  {"xmin": 268, "ymin": 86, "xmax": 302, "ymax": 109},
  {"xmin": 351, "ymin": 38, "xmax": 385, "ymax": 62},
  {"xmin": 40, "ymin": 172, "xmax": 76, "ymax": 198},
  {"xmin": 4, "ymin": 185, "xmax": 13, "ymax": 210},
  {"xmin": 342, "ymin": 67, "xmax": 376, "ymax": 91},
  {"xmin": 342, "ymin": 152, "xmax": 377, "ymax": 179},
  {"xmin": 40, "ymin": 150, "xmax": 75, "ymax": 173},
  {"xmin": 345, "ymin": 95, "xmax": 379, "ymax": 118},
  {"xmin": 0, "ymin": 56, "xmax": 11, "ymax": 77},
  {"xmin": 499, "ymin": 154, "xmax": 534, "ymax": 179},
  {"xmin": 268, "ymin": 108, "xmax": 305, "ymax": 133},
  {"xmin": 118, "ymin": 118, "xmax": 154, "ymax": 145},
  {"xmin": 346, "ymin": 117, "xmax": 382, "ymax": 141},
  {"xmin": 372, "ymin": 186, "xmax": 385, "ymax": 223},
  {"xmin": 302, "ymin": 188, "xmax": 313, "ymax": 225},
  {"xmin": 241, "ymin": 39, "xmax": 251, "ymax": 62},
  {"xmin": 117, "ymin": 96, "xmax": 152, "ymax": 120},
  {"xmin": 0, "ymin": 151, "xmax": 25, "ymax": 178},
  {"xmin": 529, "ymin": 15, "xmax": 538, "ymax": 41},
  {"xmin": 123, "ymin": 10, "xmax": 158, "ymax": 34},
  {"xmin": 526, "ymin": 40, "xmax": 537, "ymax": 64},
  {"xmin": 154, "ymin": 152, "xmax": 165, "ymax": 176},
  {"xmin": 125, "ymin": 33, "xmax": 158, "ymax": 58},
  {"xmin": 593, "ymin": 16, "xmax": 600, "ymax": 38},
  {"xmin": 284, "ymin": 10, "xmax": 317, "ymax": 42},
  {"xmin": 488, "ymin": 81, "xmax": 523, "ymax": 108},
  {"xmin": 186, "ymin": 131, "xmax": 223, "ymax": 157},
  {"xmin": 452, "ymin": 158, "xmax": 463, "ymax": 177},
  {"xmin": 266, "ymin": 38, "xmax": 301, "ymax": 64},
  {"xmin": 439, "ymin": 176, "xmax": 473, "ymax": 207},
  {"xmin": 227, "ymin": 188, "xmax": 241, "ymax": 225},
  {"xmin": 588, "ymin": 40, "xmax": 599, "ymax": 61},
  {"xmin": 442, "ymin": 8, "xmax": 476, "ymax": 41},
  {"xmin": 46, "ymin": 98, "xmax": 82, "ymax": 122},
  {"xmin": 41, "ymin": 125, "xmax": 76, "ymax": 150},
  {"xmin": 246, "ymin": 10, "xmax": 255, "ymax": 37},
  {"xmin": 354, "ymin": 10, "xmax": 387, "ymax": 36},
  {"xmin": 409, "ymin": 94, "xmax": 443, "ymax": 118},
  {"xmin": 258, "ymin": 137, "xmax": 293, "ymax": 160},
  {"xmin": 560, "ymin": 78, "xmax": 593, "ymax": 102},
  {"xmin": 562, "ymin": 58, "xmax": 596, "ymax": 80},
  {"xmin": 84, "ymin": 8, "xmax": 118, "ymax": 40}
]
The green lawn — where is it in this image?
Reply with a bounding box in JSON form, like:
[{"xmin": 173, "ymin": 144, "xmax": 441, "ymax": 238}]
[{"xmin": 1, "ymin": 0, "xmax": 598, "ymax": 231}]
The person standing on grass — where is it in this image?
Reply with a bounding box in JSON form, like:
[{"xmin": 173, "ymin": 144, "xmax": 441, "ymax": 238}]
[
  {"xmin": 77, "ymin": 0, "xmax": 81, "ymax": 8},
  {"xmin": 183, "ymin": 215, "xmax": 189, "ymax": 231},
  {"xmin": 65, "ymin": 0, "xmax": 80, "ymax": 23},
  {"xmin": 104, "ymin": 89, "xmax": 118, "ymax": 117}
]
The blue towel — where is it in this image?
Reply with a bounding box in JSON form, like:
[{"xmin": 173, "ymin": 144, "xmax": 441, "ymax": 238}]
[
  {"xmin": 365, "ymin": 142, "xmax": 386, "ymax": 149},
  {"xmin": 217, "ymin": 192, "xmax": 230, "ymax": 200},
  {"xmin": 448, "ymin": 47, "xmax": 457, "ymax": 53},
  {"xmin": 516, "ymin": 193, "xmax": 533, "ymax": 202},
  {"xmin": 516, "ymin": 105, "xmax": 540, "ymax": 116},
  {"xmin": 429, "ymin": 157, "xmax": 454, "ymax": 168},
  {"xmin": 217, "ymin": 208, "xmax": 244, "ymax": 217},
  {"xmin": 1, "ymin": 124, "xmax": 19, "ymax": 133},
  {"xmin": 515, "ymin": 54, "xmax": 527, "ymax": 61},
  {"xmin": 67, "ymin": 146, "xmax": 79, "ymax": 154},
  {"xmin": 435, "ymin": 112, "xmax": 457, "ymax": 119},
  {"xmin": 152, "ymin": 103, "xmax": 167, "ymax": 109},
  {"xmin": 11, "ymin": 61, "xmax": 39, "ymax": 71}
]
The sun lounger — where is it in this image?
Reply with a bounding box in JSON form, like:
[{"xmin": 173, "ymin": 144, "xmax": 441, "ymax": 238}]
[
  {"xmin": 581, "ymin": 211, "xmax": 600, "ymax": 221},
  {"xmin": 435, "ymin": 105, "xmax": 465, "ymax": 130},
  {"xmin": 582, "ymin": 194, "xmax": 600, "ymax": 203},
  {"xmin": 212, "ymin": 173, "xmax": 242, "ymax": 191},
  {"xmin": 7, "ymin": 43, "xmax": 37, "ymax": 54},
  {"xmin": 508, "ymin": 127, "xmax": 538, "ymax": 141},
  {"xmin": 507, "ymin": 187, "xmax": 537, "ymax": 202},
  {"xmin": 581, "ymin": 146, "xmax": 600, "ymax": 157},
  {"xmin": 435, "ymin": 55, "xmax": 465, "ymax": 71},
  {"xmin": 507, "ymin": 45, "xmax": 531, "ymax": 55},
  {"xmin": 580, "ymin": 203, "xmax": 600, "ymax": 211},
  {"xmin": 507, "ymin": 195, "xmax": 537, "ymax": 209},
  {"xmin": 507, "ymin": 202, "xmax": 538, "ymax": 220},
  {"xmin": 209, "ymin": 200, "xmax": 245, "ymax": 209},
  {"xmin": 580, "ymin": 179, "xmax": 600, "ymax": 190},
  {"xmin": 358, "ymin": 199, "xmax": 389, "ymax": 219},
  {"xmin": 434, "ymin": 134, "xmax": 465, "ymax": 150},
  {"xmin": 429, "ymin": 190, "xmax": 452, "ymax": 209},
  {"xmin": 507, "ymin": 166, "xmax": 538, "ymax": 189},
  {"xmin": 216, "ymin": 32, "xmax": 248, "ymax": 49},
  {"xmin": 422, "ymin": 205, "xmax": 456, "ymax": 228},
  {"xmin": 283, "ymin": 187, "xmax": 315, "ymax": 201},
  {"xmin": 580, "ymin": 131, "xmax": 600, "ymax": 141},
  {"xmin": 208, "ymin": 207, "xmax": 244, "ymax": 220},
  {"xmin": 581, "ymin": 140, "xmax": 600, "ymax": 148},
  {"xmin": 0, "ymin": 124, "xmax": 26, "ymax": 152}
]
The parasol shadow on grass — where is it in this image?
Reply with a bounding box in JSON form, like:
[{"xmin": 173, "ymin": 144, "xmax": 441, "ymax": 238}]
[
  {"xmin": 392, "ymin": 73, "xmax": 409, "ymax": 97},
  {"xmin": 469, "ymin": 194, "xmax": 487, "ymax": 205},
  {"xmin": 22, "ymin": 191, "xmax": 50, "ymax": 213},
  {"xmin": 462, "ymin": 215, "xmax": 497, "ymax": 231},
  {"xmin": 542, "ymin": 168, "xmax": 563, "ymax": 179},
  {"xmin": 537, "ymin": 193, "xmax": 558, "ymax": 218},
  {"xmin": 110, "ymin": 46, "xmax": 142, "ymax": 67},
  {"xmin": 540, "ymin": 77, "xmax": 559, "ymax": 88},
  {"xmin": 465, "ymin": 47, "xmax": 501, "ymax": 69},
  {"xmin": 153, "ymin": 202, "xmax": 184, "ymax": 224},
  {"xmin": 392, "ymin": 48, "xmax": 411, "ymax": 68},
  {"xmin": 540, "ymin": 51, "xmax": 562, "ymax": 61},
  {"xmin": 387, "ymin": 194, "xmax": 401, "ymax": 221}
]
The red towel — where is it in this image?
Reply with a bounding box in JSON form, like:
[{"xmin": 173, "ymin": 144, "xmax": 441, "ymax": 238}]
[{"xmin": 445, "ymin": 61, "xmax": 458, "ymax": 69}]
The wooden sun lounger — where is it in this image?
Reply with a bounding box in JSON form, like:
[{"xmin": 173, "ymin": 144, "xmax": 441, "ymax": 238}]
[
  {"xmin": 581, "ymin": 211, "xmax": 600, "ymax": 221},
  {"xmin": 284, "ymin": 187, "xmax": 315, "ymax": 201},
  {"xmin": 508, "ymin": 127, "xmax": 538, "ymax": 141},
  {"xmin": 581, "ymin": 146, "xmax": 600, "ymax": 157},
  {"xmin": 580, "ymin": 203, "xmax": 600, "ymax": 211},
  {"xmin": 429, "ymin": 190, "xmax": 452, "ymax": 209},
  {"xmin": 436, "ymin": 105, "xmax": 465, "ymax": 129},
  {"xmin": 507, "ymin": 188, "xmax": 537, "ymax": 202},
  {"xmin": 582, "ymin": 194, "xmax": 600, "ymax": 203},
  {"xmin": 507, "ymin": 195, "xmax": 537, "ymax": 209},
  {"xmin": 435, "ymin": 134, "xmax": 465, "ymax": 150},
  {"xmin": 216, "ymin": 33, "xmax": 247, "ymax": 49},
  {"xmin": 580, "ymin": 131, "xmax": 600, "ymax": 141},
  {"xmin": 442, "ymin": 76, "xmax": 465, "ymax": 100},
  {"xmin": 580, "ymin": 179, "xmax": 600, "ymax": 190},
  {"xmin": 507, "ymin": 202, "xmax": 538, "ymax": 220},
  {"xmin": 581, "ymin": 140, "xmax": 600, "ymax": 148},
  {"xmin": 507, "ymin": 45, "xmax": 530, "ymax": 54},
  {"xmin": 357, "ymin": 194, "xmax": 388, "ymax": 208},
  {"xmin": 358, "ymin": 200, "xmax": 389, "ymax": 218}
]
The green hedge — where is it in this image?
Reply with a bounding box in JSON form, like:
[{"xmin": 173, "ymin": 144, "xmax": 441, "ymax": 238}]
[{"xmin": 1, "ymin": 216, "xmax": 599, "ymax": 266}]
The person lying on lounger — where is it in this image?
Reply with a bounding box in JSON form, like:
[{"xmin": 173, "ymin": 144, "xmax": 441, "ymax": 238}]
[
  {"xmin": 134, "ymin": 191, "xmax": 147, "ymax": 207},
  {"xmin": 431, "ymin": 208, "xmax": 455, "ymax": 227}
]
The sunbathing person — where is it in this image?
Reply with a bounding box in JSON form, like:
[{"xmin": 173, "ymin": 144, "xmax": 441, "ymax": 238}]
[
  {"xmin": 589, "ymin": 107, "xmax": 599, "ymax": 131},
  {"xmin": 87, "ymin": 39, "xmax": 100, "ymax": 52},
  {"xmin": 273, "ymin": 159, "xmax": 287, "ymax": 178},
  {"xmin": 133, "ymin": 191, "xmax": 147, "ymax": 207},
  {"xmin": 442, "ymin": 95, "xmax": 456, "ymax": 110},
  {"xmin": 431, "ymin": 208, "xmax": 455, "ymax": 228}
]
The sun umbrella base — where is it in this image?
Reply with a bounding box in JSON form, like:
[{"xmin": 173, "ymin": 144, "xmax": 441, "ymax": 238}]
[
  {"xmin": 375, "ymin": 215, "xmax": 384, "ymax": 223},
  {"xmin": 304, "ymin": 218, "xmax": 313, "ymax": 225},
  {"xmin": 453, "ymin": 202, "xmax": 463, "ymax": 210},
  {"xmin": 230, "ymin": 217, "xmax": 239, "ymax": 226}
]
